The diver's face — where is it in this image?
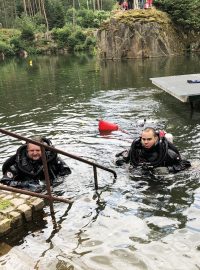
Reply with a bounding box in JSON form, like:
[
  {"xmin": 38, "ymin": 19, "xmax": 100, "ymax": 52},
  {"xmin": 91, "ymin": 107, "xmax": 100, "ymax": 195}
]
[
  {"xmin": 27, "ymin": 143, "xmax": 42, "ymax": 160},
  {"xmin": 141, "ymin": 130, "xmax": 158, "ymax": 149}
]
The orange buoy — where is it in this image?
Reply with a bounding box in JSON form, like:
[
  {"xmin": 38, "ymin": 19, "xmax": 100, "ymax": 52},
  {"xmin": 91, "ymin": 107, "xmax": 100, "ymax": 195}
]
[{"xmin": 98, "ymin": 119, "xmax": 119, "ymax": 132}]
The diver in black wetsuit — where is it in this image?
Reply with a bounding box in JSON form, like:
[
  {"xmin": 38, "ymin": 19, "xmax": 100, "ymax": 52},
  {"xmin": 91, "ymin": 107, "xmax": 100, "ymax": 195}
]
[
  {"xmin": 0, "ymin": 136, "xmax": 71, "ymax": 192},
  {"xmin": 116, "ymin": 127, "xmax": 191, "ymax": 173}
]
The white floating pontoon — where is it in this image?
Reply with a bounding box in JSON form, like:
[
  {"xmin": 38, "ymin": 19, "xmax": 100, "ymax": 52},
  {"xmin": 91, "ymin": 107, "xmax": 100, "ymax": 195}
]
[{"xmin": 151, "ymin": 74, "xmax": 200, "ymax": 103}]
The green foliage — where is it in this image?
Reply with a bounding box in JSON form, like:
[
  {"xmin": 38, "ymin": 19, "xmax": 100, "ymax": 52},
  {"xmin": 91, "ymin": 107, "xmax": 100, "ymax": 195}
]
[
  {"xmin": 77, "ymin": 9, "xmax": 97, "ymax": 27},
  {"xmin": 84, "ymin": 36, "xmax": 96, "ymax": 49},
  {"xmin": 0, "ymin": 41, "xmax": 14, "ymax": 55},
  {"xmin": 75, "ymin": 32, "xmax": 96, "ymax": 51},
  {"xmin": 21, "ymin": 27, "xmax": 35, "ymax": 41},
  {"xmin": 74, "ymin": 30, "xmax": 87, "ymax": 42},
  {"xmin": 102, "ymin": 0, "xmax": 116, "ymax": 11},
  {"xmin": 66, "ymin": 8, "xmax": 110, "ymax": 28},
  {"xmin": 10, "ymin": 36, "xmax": 34, "ymax": 54},
  {"xmin": 154, "ymin": 0, "xmax": 200, "ymax": 30},
  {"xmin": 95, "ymin": 10, "xmax": 111, "ymax": 23},
  {"xmin": 15, "ymin": 13, "xmax": 46, "ymax": 34},
  {"xmin": 0, "ymin": 199, "xmax": 12, "ymax": 210},
  {"xmin": 67, "ymin": 34, "xmax": 79, "ymax": 49},
  {"xmin": 52, "ymin": 26, "xmax": 71, "ymax": 43},
  {"xmin": 15, "ymin": 15, "xmax": 36, "ymax": 40},
  {"xmin": 0, "ymin": 29, "xmax": 20, "ymax": 55},
  {"xmin": 10, "ymin": 36, "xmax": 23, "ymax": 50},
  {"xmin": 0, "ymin": 0, "xmax": 109, "ymax": 55},
  {"xmin": 32, "ymin": 13, "xmax": 46, "ymax": 32},
  {"xmin": 10, "ymin": 36, "xmax": 30, "ymax": 53},
  {"xmin": 45, "ymin": 0, "xmax": 65, "ymax": 30},
  {"xmin": 52, "ymin": 24, "xmax": 95, "ymax": 51},
  {"xmin": 0, "ymin": 28, "xmax": 20, "ymax": 41},
  {"xmin": 32, "ymin": 13, "xmax": 45, "ymax": 26},
  {"xmin": 66, "ymin": 8, "xmax": 77, "ymax": 25},
  {"xmin": 15, "ymin": 15, "xmax": 33, "ymax": 30}
]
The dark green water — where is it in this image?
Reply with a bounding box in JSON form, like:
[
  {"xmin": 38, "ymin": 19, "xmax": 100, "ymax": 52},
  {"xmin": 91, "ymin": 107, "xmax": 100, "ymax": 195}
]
[{"xmin": 0, "ymin": 53, "xmax": 200, "ymax": 269}]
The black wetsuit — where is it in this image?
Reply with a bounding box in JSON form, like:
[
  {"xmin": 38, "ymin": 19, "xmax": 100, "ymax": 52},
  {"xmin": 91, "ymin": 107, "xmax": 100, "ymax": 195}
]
[
  {"xmin": 0, "ymin": 139, "xmax": 71, "ymax": 192},
  {"xmin": 116, "ymin": 137, "xmax": 191, "ymax": 173}
]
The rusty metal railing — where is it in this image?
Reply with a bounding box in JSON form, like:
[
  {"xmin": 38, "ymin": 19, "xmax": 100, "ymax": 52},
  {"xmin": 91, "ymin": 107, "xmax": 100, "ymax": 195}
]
[{"xmin": 0, "ymin": 128, "xmax": 117, "ymax": 205}]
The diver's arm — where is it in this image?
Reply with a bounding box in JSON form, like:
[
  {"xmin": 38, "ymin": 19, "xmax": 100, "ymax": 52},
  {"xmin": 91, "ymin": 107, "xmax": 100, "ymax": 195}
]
[
  {"xmin": 166, "ymin": 143, "xmax": 191, "ymax": 172},
  {"xmin": 1, "ymin": 167, "xmax": 43, "ymax": 192},
  {"xmin": 0, "ymin": 165, "xmax": 19, "ymax": 186}
]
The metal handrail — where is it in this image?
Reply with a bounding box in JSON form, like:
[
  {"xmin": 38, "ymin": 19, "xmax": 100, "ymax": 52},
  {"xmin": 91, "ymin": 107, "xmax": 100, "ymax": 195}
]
[{"xmin": 0, "ymin": 128, "xmax": 117, "ymax": 204}]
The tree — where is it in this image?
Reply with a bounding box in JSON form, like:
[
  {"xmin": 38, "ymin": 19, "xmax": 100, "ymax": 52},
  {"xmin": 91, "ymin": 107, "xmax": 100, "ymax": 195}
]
[
  {"xmin": 154, "ymin": 0, "xmax": 200, "ymax": 30},
  {"xmin": 0, "ymin": 0, "xmax": 17, "ymax": 28},
  {"xmin": 45, "ymin": 0, "xmax": 65, "ymax": 30},
  {"xmin": 41, "ymin": 0, "xmax": 49, "ymax": 36}
]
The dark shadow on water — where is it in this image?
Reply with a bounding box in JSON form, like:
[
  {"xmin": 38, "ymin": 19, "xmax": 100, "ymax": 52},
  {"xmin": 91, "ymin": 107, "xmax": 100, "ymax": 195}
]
[
  {"xmin": 0, "ymin": 210, "xmax": 47, "ymax": 249},
  {"xmin": 153, "ymin": 90, "xmax": 200, "ymax": 123}
]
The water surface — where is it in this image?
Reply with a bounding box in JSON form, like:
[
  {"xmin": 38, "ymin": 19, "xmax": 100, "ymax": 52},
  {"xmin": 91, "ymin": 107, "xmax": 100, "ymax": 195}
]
[{"xmin": 0, "ymin": 53, "xmax": 200, "ymax": 269}]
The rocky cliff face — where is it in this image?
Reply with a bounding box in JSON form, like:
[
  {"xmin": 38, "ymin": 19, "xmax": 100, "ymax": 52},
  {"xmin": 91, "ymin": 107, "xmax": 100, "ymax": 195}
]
[{"xmin": 97, "ymin": 9, "xmax": 200, "ymax": 59}]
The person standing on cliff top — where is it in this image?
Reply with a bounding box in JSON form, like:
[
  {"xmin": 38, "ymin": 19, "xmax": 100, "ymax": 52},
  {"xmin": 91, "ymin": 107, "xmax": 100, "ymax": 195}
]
[
  {"xmin": 128, "ymin": 0, "xmax": 133, "ymax": 9},
  {"xmin": 122, "ymin": 0, "xmax": 128, "ymax": 10}
]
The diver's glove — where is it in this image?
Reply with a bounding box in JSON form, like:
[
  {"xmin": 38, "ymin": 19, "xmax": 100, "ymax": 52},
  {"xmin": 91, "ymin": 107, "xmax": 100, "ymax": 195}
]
[
  {"xmin": 168, "ymin": 160, "xmax": 191, "ymax": 173},
  {"xmin": 57, "ymin": 158, "xmax": 72, "ymax": 176},
  {"xmin": 141, "ymin": 163, "xmax": 154, "ymax": 171},
  {"xmin": 115, "ymin": 150, "xmax": 129, "ymax": 166},
  {"xmin": 59, "ymin": 164, "xmax": 71, "ymax": 176},
  {"xmin": 115, "ymin": 158, "xmax": 125, "ymax": 166},
  {"xmin": 26, "ymin": 183, "xmax": 44, "ymax": 193}
]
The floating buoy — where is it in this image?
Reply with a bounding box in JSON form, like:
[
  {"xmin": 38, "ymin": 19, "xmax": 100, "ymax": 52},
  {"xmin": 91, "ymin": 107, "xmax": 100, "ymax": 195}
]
[
  {"xmin": 159, "ymin": 130, "xmax": 173, "ymax": 143},
  {"xmin": 159, "ymin": 130, "xmax": 166, "ymax": 138},
  {"xmin": 98, "ymin": 119, "xmax": 119, "ymax": 132}
]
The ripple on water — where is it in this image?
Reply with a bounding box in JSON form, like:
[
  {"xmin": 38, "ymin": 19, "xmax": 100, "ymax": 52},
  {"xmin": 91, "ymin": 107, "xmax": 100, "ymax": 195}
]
[{"xmin": 1, "ymin": 64, "xmax": 200, "ymax": 269}]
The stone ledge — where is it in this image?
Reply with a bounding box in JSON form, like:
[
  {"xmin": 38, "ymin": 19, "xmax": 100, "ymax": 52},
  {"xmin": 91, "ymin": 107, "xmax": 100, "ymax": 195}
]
[{"xmin": 0, "ymin": 189, "xmax": 45, "ymax": 238}]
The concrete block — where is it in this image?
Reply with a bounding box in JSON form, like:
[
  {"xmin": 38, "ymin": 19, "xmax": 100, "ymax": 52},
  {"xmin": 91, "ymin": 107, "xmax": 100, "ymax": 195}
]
[
  {"xmin": 31, "ymin": 198, "xmax": 45, "ymax": 211},
  {"xmin": 0, "ymin": 193, "xmax": 6, "ymax": 199},
  {"xmin": 3, "ymin": 195, "xmax": 14, "ymax": 200},
  {"xmin": 19, "ymin": 194, "xmax": 31, "ymax": 200},
  {"xmin": 9, "ymin": 211, "xmax": 23, "ymax": 227},
  {"xmin": 0, "ymin": 205, "xmax": 15, "ymax": 214},
  {"xmin": 10, "ymin": 198, "xmax": 25, "ymax": 207},
  {"xmin": 17, "ymin": 204, "xmax": 32, "ymax": 222},
  {"xmin": 0, "ymin": 192, "xmax": 9, "ymax": 198},
  {"xmin": 0, "ymin": 218, "xmax": 11, "ymax": 234}
]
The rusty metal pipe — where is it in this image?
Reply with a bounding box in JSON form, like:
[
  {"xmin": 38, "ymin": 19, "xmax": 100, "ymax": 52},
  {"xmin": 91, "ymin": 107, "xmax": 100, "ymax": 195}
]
[
  {"xmin": 93, "ymin": 166, "xmax": 98, "ymax": 190},
  {"xmin": 41, "ymin": 146, "xmax": 53, "ymax": 199},
  {"xmin": 40, "ymin": 145, "xmax": 55, "ymax": 212},
  {"xmin": 0, "ymin": 184, "xmax": 73, "ymax": 203}
]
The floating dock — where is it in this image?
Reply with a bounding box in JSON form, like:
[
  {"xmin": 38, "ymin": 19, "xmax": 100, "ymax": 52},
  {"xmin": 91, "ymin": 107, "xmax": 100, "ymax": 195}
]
[{"xmin": 150, "ymin": 74, "xmax": 200, "ymax": 103}]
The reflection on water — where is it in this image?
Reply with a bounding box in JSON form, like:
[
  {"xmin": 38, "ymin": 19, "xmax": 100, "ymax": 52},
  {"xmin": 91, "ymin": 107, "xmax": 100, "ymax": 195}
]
[{"xmin": 0, "ymin": 53, "xmax": 200, "ymax": 269}]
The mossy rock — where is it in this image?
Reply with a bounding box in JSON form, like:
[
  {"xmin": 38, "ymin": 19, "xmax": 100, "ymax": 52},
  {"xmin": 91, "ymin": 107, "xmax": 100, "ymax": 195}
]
[
  {"xmin": 101, "ymin": 8, "xmax": 172, "ymax": 30},
  {"xmin": 0, "ymin": 199, "xmax": 12, "ymax": 211}
]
